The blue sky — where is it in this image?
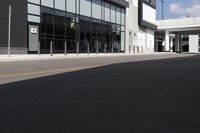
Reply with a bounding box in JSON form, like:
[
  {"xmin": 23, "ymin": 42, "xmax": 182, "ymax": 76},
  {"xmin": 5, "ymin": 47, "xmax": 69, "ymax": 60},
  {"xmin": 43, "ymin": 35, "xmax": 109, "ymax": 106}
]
[{"xmin": 156, "ymin": 0, "xmax": 200, "ymax": 20}]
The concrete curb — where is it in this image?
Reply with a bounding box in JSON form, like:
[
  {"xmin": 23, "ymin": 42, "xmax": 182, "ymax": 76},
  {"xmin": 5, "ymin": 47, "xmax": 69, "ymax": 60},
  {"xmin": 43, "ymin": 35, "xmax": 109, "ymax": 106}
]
[{"xmin": 0, "ymin": 53, "xmax": 179, "ymax": 62}]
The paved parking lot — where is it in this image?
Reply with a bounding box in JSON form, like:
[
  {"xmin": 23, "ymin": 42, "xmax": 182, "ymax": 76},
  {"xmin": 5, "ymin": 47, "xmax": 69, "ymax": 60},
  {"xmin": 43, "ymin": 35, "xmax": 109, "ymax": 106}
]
[
  {"xmin": 0, "ymin": 53, "xmax": 193, "ymax": 84},
  {"xmin": 0, "ymin": 53, "xmax": 200, "ymax": 133}
]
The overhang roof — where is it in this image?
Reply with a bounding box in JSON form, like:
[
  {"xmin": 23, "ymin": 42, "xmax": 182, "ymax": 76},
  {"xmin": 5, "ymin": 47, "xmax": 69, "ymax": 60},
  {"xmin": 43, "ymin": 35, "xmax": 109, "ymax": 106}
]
[{"xmin": 106, "ymin": 0, "xmax": 129, "ymax": 8}]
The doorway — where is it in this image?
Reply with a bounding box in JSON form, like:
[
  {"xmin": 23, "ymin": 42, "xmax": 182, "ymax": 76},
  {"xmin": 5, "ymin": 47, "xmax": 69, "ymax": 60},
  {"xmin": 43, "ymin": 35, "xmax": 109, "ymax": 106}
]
[{"xmin": 28, "ymin": 25, "xmax": 39, "ymax": 53}]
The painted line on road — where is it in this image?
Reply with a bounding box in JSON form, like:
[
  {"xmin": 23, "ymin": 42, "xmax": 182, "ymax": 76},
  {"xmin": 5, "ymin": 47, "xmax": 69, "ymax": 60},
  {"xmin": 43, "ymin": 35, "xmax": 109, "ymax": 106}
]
[{"xmin": 0, "ymin": 65, "xmax": 103, "ymax": 79}]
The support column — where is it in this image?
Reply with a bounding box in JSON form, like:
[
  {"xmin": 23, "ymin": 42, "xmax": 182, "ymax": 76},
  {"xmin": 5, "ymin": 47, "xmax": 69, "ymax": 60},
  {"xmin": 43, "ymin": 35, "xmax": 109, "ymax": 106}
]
[
  {"xmin": 165, "ymin": 30, "xmax": 170, "ymax": 52},
  {"xmin": 189, "ymin": 35, "xmax": 199, "ymax": 53},
  {"xmin": 175, "ymin": 33, "xmax": 181, "ymax": 53},
  {"xmin": 169, "ymin": 37, "xmax": 174, "ymax": 52}
]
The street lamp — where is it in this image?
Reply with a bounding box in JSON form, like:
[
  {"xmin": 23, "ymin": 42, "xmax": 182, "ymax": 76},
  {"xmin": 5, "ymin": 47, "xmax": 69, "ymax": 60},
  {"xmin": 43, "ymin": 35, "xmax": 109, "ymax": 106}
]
[{"xmin": 161, "ymin": 0, "xmax": 165, "ymax": 20}]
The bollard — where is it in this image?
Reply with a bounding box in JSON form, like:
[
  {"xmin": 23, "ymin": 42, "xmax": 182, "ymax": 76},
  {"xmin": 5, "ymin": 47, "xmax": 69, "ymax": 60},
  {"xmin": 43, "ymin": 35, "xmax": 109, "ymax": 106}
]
[
  {"xmin": 50, "ymin": 41, "xmax": 53, "ymax": 56},
  {"xmin": 141, "ymin": 46, "xmax": 144, "ymax": 53},
  {"xmin": 104, "ymin": 44, "xmax": 107, "ymax": 54},
  {"xmin": 96, "ymin": 43, "xmax": 98, "ymax": 54},
  {"xmin": 64, "ymin": 41, "xmax": 67, "ymax": 55},
  {"xmin": 77, "ymin": 42, "xmax": 79, "ymax": 55},
  {"xmin": 38, "ymin": 41, "xmax": 40, "ymax": 55},
  {"xmin": 87, "ymin": 43, "xmax": 89, "ymax": 55},
  {"xmin": 112, "ymin": 43, "xmax": 114, "ymax": 54},
  {"xmin": 133, "ymin": 46, "xmax": 135, "ymax": 53},
  {"xmin": 129, "ymin": 45, "xmax": 131, "ymax": 53}
]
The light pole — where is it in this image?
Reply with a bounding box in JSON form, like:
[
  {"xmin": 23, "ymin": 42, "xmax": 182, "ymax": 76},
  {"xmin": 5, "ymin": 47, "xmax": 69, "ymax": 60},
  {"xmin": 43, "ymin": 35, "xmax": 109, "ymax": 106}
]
[{"xmin": 161, "ymin": 0, "xmax": 165, "ymax": 20}]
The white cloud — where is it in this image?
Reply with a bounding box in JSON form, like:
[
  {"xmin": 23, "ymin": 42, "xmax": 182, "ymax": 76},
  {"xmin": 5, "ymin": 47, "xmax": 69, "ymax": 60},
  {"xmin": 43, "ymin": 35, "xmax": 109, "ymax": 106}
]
[{"xmin": 169, "ymin": 0, "xmax": 200, "ymax": 18}]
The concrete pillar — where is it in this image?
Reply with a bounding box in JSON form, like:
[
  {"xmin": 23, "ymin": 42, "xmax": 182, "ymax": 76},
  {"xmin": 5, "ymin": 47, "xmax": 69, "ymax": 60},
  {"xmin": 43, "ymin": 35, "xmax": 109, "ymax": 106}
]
[
  {"xmin": 155, "ymin": 40, "xmax": 159, "ymax": 52},
  {"xmin": 189, "ymin": 35, "xmax": 199, "ymax": 53},
  {"xmin": 170, "ymin": 37, "xmax": 174, "ymax": 52},
  {"xmin": 165, "ymin": 30, "xmax": 170, "ymax": 52},
  {"xmin": 162, "ymin": 40, "xmax": 165, "ymax": 52},
  {"xmin": 175, "ymin": 33, "xmax": 181, "ymax": 53}
]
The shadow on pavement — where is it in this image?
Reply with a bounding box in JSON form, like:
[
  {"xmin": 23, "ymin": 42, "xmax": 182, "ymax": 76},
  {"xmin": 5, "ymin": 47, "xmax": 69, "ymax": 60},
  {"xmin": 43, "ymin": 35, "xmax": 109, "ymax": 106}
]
[{"xmin": 0, "ymin": 55, "xmax": 200, "ymax": 133}]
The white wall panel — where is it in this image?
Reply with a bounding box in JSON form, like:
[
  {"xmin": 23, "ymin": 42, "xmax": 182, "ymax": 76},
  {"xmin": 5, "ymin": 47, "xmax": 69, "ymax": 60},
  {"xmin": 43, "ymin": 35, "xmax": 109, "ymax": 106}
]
[
  {"xmin": 143, "ymin": 3, "xmax": 156, "ymax": 24},
  {"xmin": 147, "ymin": 29, "xmax": 154, "ymax": 49}
]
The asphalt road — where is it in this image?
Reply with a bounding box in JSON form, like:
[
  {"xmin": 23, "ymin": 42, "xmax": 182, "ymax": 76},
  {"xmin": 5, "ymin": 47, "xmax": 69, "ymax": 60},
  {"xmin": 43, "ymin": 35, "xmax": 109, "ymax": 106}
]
[
  {"xmin": 0, "ymin": 54, "xmax": 200, "ymax": 133},
  {"xmin": 0, "ymin": 54, "xmax": 193, "ymax": 84}
]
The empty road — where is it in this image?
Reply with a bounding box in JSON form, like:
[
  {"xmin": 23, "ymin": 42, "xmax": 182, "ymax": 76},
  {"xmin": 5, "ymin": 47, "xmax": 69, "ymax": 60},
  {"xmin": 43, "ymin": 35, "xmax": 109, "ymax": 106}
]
[{"xmin": 0, "ymin": 54, "xmax": 200, "ymax": 133}]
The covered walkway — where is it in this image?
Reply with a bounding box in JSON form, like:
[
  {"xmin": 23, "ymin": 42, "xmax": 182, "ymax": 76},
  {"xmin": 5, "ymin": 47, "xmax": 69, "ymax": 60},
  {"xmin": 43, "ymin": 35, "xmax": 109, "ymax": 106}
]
[{"xmin": 155, "ymin": 17, "xmax": 200, "ymax": 53}]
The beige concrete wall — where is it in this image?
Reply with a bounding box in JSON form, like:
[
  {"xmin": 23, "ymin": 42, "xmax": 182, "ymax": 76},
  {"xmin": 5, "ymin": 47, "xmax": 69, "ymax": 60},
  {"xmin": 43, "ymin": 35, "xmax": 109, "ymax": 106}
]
[{"xmin": 189, "ymin": 35, "xmax": 199, "ymax": 53}]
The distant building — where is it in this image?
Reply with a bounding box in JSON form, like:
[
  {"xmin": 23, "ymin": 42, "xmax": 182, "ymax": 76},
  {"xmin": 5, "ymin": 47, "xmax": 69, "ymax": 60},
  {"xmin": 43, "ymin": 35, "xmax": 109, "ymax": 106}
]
[{"xmin": 155, "ymin": 17, "xmax": 200, "ymax": 53}]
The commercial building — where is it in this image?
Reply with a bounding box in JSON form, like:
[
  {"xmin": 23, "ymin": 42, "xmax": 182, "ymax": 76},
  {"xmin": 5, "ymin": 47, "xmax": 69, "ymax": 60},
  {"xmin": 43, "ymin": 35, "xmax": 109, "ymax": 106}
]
[
  {"xmin": 0, "ymin": 0, "xmax": 128, "ymax": 54},
  {"xmin": 155, "ymin": 17, "xmax": 200, "ymax": 53},
  {"xmin": 126, "ymin": 0, "xmax": 157, "ymax": 53},
  {"xmin": 0, "ymin": 0, "xmax": 160, "ymax": 55}
]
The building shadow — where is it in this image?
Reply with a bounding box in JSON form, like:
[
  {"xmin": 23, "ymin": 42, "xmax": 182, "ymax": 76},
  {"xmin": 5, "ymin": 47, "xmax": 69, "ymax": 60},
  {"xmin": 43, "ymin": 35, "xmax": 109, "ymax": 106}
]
[{"xmin": 0, "ymin": 54, "xmax": 200, "ymax": 133}]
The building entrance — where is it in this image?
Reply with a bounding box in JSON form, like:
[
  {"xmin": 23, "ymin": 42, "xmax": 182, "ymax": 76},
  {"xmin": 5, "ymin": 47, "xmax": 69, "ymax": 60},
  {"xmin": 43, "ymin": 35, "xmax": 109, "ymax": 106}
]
[{"xmin": 28, "ymin": 25, "xmax": 39, "ymax": 53}]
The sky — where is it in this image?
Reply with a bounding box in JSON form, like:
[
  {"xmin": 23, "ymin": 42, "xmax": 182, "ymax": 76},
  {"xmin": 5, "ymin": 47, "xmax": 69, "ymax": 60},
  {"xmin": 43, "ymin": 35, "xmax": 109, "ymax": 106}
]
[{"xmin": 156, "ymin": 0, "xmax": 200, "ymax": 20}]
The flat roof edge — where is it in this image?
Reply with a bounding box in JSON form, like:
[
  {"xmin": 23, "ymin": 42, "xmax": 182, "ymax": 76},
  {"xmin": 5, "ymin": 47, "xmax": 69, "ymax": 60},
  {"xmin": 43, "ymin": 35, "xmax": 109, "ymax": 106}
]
[{"xmin": 106, "ymin": 0, "xmax": 129, "ymax": 7}]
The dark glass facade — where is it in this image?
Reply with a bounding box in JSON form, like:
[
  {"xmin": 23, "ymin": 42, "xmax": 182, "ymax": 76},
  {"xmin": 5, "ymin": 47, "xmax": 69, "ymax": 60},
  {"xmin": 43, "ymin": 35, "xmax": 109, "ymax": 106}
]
[{"xmin": 27, "ymin": 0, "xmax": 126, "ymax": 54}]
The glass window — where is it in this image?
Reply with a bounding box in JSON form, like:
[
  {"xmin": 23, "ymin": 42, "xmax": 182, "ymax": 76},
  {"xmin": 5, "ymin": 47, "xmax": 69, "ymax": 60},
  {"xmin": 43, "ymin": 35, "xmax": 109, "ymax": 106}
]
[
  {"xmin": 41, "ymin": 7, "xmax": 54, "ymax": 35},
  {"xmin": 66, "ymin": 13, "xmax": 77, "ymax": 53},
  {"xmin": 41, "ymin": 0, "xmax": 53, "ymax": 8},
  {"xmin": 121, "ymin": 25, "xmax": 125, "ymax": 31},
  {"xmin": 80, "ymin": 16, "xmax": 91, "ymax": 53},
  {"xmin": 54, "ymin": 10, "xmax": 65, "ymax": 37},
  {"xmin": 28, "ymin": 4, "xmax": 40, "ymax": 15},
  {"xmin": 55, "ymin": 0, "xmax": 65, "ymax": 11},
  {"xmin": 116, "ymin": 24, "xmax": 120, "ymax": 31},
  {"xmin": 80, "ymin": 0, "xmax": 91, "ymax": 17},
  {"xmin": 111, "ymin": 4, "xmax": 116, "ymax": 23},
  {"xmin": 105, "ymin": 2, "xmax": 110, "ymax": 22},
  {"xmin": 92, "ymin": 0, "xmax": 101, "ymax": 19},
  {"xmin": 28, "ymin": 0, "xmax": 40, "ymax": 4},
  {"xmin": 121, "ymin": 9, "xmax": 125, "ymax": 25},
  {"xmin": 28, "ymin": 15, "xmax": 40, "ymax": 23},
  {"xmin": 66, "ymin": 0, "xmax": 76, "ymax": 13},
  {"xmin": 101, "ymin": 1, "xmax": 105, "ymax": 20},
  {"xmin": 116, "ymin": 7, "xmax": 121, "ymax": 24},
  {"xmin": 77, "ymin": 0, "xmax": 80, "ymax": 14}
]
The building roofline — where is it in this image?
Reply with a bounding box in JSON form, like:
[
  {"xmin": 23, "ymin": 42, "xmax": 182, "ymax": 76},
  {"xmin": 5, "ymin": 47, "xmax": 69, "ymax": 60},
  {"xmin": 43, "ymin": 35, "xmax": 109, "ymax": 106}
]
[{"xmin": 106, "ymin": 0, "xmax": 129, "ymax": 8}]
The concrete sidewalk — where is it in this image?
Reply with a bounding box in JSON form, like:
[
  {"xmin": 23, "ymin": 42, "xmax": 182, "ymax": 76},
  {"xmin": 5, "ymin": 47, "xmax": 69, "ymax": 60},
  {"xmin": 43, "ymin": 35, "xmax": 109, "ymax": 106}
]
[
  {"xmin": 0, "ymin": 52, "xmax": 180, "ymax": 62},
  {"xmin": 0, "ymin": 53, "xmax": 196, "ymax": 84}
]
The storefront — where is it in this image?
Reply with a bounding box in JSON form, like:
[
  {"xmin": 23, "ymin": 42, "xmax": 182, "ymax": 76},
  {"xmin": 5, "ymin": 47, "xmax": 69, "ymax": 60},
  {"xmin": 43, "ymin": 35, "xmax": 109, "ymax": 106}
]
[{"xmin": 27, "ymin": 0, "xmax": 128, "ymax": 54}]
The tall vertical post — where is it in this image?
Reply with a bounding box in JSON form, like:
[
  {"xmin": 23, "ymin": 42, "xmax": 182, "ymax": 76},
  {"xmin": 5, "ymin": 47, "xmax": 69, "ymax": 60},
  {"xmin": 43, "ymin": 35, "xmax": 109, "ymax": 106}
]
[
  {"xmin": 118, "ymin": 44, "xmax": 120, "ymax": 53},
  {"xmin": 50, "ymin": 41, "xmax": 53, "ymax": 56},
  {"xmin": 133, "ymin": 46, "xmax": 135, "ymax": 53},
  {"xmin": 161, "ymin": 0, "xmax": 165, "ymax": 20},
  {"xmin": 104, "ymin": 44, "xmax": 106, "ymax": 54},
  {"xmin": 64, "ymin": 41, "xmax": 67, "ymax": 55},
  {"xmin": 112, "ymin": 43, "xmax": 114, "ymax": 53},
  {"xmin": 142, "ymin": 46, "xmax": 144, "ymax": 53},
  {"xmin": 38, "ymin": 41, "xmax": 40, "ymax": 55},
  {"xmin": 8, "ymin": 5, "xmax": 12, "ymax": 57},
  {"xmin": 77, "ymin": 42, "xmax": 79, "ymax": 55},
  {"xmin": 87, "ymin": 43, "xmax": 89, "ymax": 55},
  {"xmin": 96, "ymin": 42, "xmax": 98, "ymax": 54}
]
